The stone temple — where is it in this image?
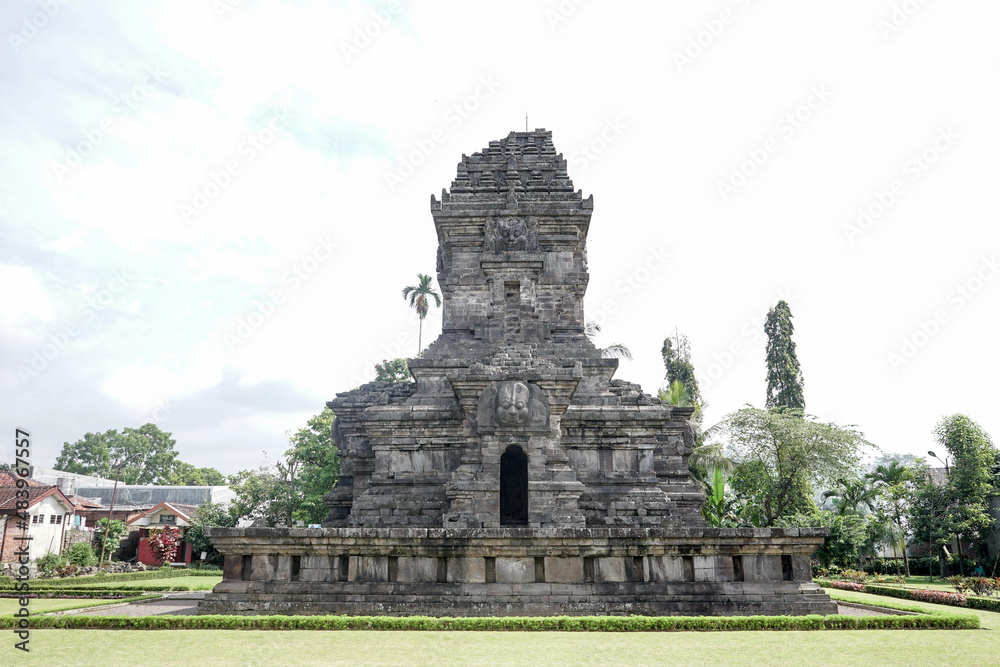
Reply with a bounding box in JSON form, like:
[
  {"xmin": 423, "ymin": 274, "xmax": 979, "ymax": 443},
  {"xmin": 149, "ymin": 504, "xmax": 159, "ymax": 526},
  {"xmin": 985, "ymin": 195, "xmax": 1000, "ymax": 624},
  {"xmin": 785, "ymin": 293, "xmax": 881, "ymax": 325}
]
[{"xmin": 202, "ymin": 130, "xmax": 836, "ymax": 616}]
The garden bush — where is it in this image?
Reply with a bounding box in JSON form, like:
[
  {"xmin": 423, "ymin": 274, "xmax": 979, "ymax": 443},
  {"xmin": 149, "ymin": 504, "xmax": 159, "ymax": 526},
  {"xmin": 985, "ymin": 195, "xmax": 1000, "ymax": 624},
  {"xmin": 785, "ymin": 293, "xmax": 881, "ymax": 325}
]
[{"xmin": 65, "ymin": 543, "xmax": 98, "ymax": 567}]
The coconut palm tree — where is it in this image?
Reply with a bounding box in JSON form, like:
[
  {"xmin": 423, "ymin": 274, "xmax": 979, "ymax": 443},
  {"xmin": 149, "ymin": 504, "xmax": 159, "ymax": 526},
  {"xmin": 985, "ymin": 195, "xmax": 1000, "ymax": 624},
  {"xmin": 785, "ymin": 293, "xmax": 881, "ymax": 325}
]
[
  {"xmin": 822, "ymin": 478, "xmax": 878, "ymax": 516},
  {"xmin": 584, "ymin": 321, "xmax": 632, "ymax": 360},
  {"xmin": 866, "ymin": 460, "xmax": 913, "ymax": 576},
  {"xmin": 401, "ymin": 273, "xmax": 441, "ymax": 355}
]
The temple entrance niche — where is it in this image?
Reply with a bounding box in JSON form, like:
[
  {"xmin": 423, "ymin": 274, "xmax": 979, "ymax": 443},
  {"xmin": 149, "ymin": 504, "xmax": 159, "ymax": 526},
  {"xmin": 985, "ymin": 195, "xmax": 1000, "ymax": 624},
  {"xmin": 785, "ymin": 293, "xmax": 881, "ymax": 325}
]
[{"xmin": 499, "ymin": 444, "xmax": 528, "ymax": 525}]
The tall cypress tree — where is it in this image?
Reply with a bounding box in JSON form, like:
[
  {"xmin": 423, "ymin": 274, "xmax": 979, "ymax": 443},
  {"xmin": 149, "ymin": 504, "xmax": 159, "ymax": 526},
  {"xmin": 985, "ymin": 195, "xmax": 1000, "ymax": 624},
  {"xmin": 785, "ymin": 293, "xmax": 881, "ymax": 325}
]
[
  {"xmin": 764, "ymin": 300, "xmax": 805, "ymax": 410},
  {"xmin": 661, "ymin": 330, "xmax": 701, "ymax": 404}
]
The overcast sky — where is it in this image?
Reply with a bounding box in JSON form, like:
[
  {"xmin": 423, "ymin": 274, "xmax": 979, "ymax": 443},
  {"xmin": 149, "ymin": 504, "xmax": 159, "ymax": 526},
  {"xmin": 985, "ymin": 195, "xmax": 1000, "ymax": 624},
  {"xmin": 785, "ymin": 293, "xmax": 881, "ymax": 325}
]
[{"xmin": 2, "ymin": 1, "xmax": 997, "ymax": 475}]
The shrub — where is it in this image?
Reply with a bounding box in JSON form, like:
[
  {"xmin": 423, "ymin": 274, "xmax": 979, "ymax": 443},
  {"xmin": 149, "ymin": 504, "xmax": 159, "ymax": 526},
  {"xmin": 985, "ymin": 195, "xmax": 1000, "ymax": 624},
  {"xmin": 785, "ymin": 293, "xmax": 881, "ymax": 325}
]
[
  {"xmin": 948, "ymin": 576, "xmax": 1000, "ymax": 597},
  {"xmin": 827, "ymin": 580, "xmax": 865, "ymax": 592},
  {"xmin": 908, "ymin": 589, "xmax": 967, "ymax": 606},
  {"xmin": 34, "ymin": 552, "xmax": 69, "ymax": 578},
  {"xmin": 65, "ymin": 542, "xmax": 98, "ymax": 567},
  {"xmin": 148, "ymin": 527, "xmax": 181, "ymax": 565}
]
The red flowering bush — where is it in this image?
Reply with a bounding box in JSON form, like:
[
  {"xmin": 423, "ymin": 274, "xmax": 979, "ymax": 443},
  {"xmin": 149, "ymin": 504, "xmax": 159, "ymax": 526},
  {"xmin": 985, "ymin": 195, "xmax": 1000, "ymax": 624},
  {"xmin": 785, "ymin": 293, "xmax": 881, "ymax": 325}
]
[
  {"xmin": 828, "ymin": 580, "xmax": 865, "ymax": 592},
  {"xmin": 909, "ymin": 589, "xmax": 967, "ymax": 607},
  {"xmin": 147, "ymin": 527, "xmax": 181, "ymax": 565}
]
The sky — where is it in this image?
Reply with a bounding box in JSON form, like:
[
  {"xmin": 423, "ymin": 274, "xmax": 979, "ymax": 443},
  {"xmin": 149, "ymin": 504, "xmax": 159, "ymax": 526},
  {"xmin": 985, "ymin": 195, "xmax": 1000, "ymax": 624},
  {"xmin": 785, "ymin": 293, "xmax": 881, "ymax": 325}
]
[{"xmin": 1, "ymin": 1, "xmax": 998, "ymax": 475}]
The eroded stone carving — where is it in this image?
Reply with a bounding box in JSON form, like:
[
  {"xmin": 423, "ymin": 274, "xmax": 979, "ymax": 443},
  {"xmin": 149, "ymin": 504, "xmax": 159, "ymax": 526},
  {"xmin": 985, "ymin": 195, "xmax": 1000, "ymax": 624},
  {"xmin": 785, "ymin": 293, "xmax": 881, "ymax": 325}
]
[
  {"xmin": 477, "ymin": 380, "xmax": 548, "ymax": 430},
  {"xmin": 484, "ymin": 216, "xmax": 538, "ymax": 252}
]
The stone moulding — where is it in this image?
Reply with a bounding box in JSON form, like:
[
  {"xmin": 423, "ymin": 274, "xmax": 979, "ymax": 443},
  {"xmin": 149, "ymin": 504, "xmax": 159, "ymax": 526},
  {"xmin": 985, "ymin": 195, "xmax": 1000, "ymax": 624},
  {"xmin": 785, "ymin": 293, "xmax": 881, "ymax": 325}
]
[{"xmin": 201, "ymin": 526, "xmax": 837, "ymax": 617}]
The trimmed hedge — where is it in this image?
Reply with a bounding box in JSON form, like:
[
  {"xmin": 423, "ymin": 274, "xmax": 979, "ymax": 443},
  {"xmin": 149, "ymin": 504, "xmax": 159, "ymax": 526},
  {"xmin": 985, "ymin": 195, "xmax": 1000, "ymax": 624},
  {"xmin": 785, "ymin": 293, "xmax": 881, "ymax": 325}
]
[
  {"xmin": 0, "ymin": 585, "xmax": 201, "ymax": 597},
  {"xmin": 0, "ymin": 613, "xmax": 978, "ymax": 631},
  {"xmin": 818, "ymin": 580, "xmax": 1000, "ymax": 614}
]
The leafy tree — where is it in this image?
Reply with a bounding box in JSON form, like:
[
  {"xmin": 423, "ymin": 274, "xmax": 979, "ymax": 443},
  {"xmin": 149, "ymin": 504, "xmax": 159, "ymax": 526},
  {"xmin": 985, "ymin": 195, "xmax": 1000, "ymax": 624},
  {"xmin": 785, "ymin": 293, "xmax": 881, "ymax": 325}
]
[
  {"xmin": 585, "ymin": 321, "xmax": 632, "ymax": 360},
  {"xmin": 763, "ymin": 300, "xmax": 805, "ymax": 410},
  {"xmin": 374, "ymin": 358, "xmax": 410, "ymax": 382},
  {"xmin": 929, "ymin": 414, "xmax": 997, "ymax": 570},
  {"xmin": 908, "ymin": 480, "xmax": 964, "ymax": 578},
  {"xmin": 778, "ymin": 511, "xmax": 867, "ymax": 569},
  {"xmin": 401, "ymin": 273, "xmax": 441, "ymax": 354},
  {"xmin": 724, "ymin": 407, "xmax": 871, "ymax": 525},
  {"xmin": 661, "ymin": 330, "xmax": 700, "ymax": 404},
  {"xmin": 227, "ymin": 466, "xmax": 297, "ymax": 527},
  {"xmin": 226, "ymin": 409, "xmax": 340, "ymax": 527},
  {"xmin": 55, "ymin": 424, "xmax": 180, "ymax": 484},
  {"xmin": 285, "ymin": 407, "xmax": 339, "ymax": 525},
  {"xmin": 93, "ymin": 518, "xmax": 128, "ymax": 562},
  {"xmin": 184, "ymin": 502, "xmax": 237, "ymax": 566},
  {"xmin": 169, "ymin": 461, "xmax": 226, "ymax": 486}
]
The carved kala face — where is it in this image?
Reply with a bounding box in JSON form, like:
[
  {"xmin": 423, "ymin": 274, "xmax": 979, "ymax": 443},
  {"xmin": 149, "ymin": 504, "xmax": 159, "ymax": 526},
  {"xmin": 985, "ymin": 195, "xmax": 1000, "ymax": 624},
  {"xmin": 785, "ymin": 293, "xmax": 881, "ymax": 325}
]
[{"xmin": 496, "ymin": 382, "xmax": 530, "ymax": 427}]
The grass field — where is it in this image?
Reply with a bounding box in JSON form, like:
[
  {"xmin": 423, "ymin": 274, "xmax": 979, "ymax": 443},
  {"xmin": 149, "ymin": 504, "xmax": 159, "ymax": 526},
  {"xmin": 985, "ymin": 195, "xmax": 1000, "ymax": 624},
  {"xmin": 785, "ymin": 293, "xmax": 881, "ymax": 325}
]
[
  {"xmin": 1, "ymin": 590, "xmax": 997, "ymax": 666},
  {"xmin": 66, "ymin": 576, "xmax": 221, "ymax": 590}
]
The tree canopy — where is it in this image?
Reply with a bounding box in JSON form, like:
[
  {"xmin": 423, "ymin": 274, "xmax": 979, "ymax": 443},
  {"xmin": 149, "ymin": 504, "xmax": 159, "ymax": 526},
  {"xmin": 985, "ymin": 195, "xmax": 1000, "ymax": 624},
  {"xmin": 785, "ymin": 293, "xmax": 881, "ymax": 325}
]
[
  {"xmin": 724, "ymin": 407, "xmax": 871, "ymax": 525},
  {"xmin": 54, "ymin": 423, "xmax": 224, "ymax": 486}
]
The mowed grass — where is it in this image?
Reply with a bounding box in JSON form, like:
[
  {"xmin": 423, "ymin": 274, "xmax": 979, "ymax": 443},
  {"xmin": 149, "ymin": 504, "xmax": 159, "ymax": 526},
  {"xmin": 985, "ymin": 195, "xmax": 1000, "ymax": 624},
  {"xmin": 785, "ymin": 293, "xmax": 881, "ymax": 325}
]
[
  {"xmin": 5, "ymin": 593, "xmax": 998, "ymax": 667},
  {"xmin": 68, "ymin": 576, "xmax": 221, "ymax": 590}
]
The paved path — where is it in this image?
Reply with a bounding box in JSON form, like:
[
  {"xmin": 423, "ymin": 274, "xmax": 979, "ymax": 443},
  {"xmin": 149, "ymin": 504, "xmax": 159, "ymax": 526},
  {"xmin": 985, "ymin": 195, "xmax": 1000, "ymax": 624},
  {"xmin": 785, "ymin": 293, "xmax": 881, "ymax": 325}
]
[{"xmin": 58, "ymin": 591, "xmax": 207, "ymax": 617}]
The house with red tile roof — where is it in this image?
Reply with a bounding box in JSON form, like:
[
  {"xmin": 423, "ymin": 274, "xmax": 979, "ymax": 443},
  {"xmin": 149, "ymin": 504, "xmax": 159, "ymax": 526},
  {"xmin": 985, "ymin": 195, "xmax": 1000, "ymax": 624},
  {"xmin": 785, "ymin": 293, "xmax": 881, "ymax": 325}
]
[
  {"xmin": 0, "ymin": 472, "xmax": 76, "ymax": 563},
  {"xmin": 126, "ymin": 501, "xmax": 200, "ymax": 565}
]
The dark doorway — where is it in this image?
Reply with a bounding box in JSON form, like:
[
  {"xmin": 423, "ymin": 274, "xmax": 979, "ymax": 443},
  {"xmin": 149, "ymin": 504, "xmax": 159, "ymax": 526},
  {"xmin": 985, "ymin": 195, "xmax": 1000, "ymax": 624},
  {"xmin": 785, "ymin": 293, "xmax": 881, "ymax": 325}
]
[{"xmin": 500, "ymin": 445, "xmax": 528, "ymax": 525}]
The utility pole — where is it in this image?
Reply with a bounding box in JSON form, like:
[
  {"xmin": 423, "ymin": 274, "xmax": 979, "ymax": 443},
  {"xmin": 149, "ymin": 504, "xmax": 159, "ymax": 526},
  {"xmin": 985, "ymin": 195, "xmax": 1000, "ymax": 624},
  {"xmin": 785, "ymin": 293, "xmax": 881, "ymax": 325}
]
[{"xmin": 98, "ymin": 456, "xmax": 130, "ymax": 568}]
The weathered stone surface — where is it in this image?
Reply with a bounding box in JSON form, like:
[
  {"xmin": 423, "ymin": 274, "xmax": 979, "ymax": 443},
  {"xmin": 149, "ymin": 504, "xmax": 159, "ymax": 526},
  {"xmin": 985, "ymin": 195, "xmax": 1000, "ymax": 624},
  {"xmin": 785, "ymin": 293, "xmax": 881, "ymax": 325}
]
[{"xmin": 201, "ymin": 130, "xmax": 836, "ymax": 617}]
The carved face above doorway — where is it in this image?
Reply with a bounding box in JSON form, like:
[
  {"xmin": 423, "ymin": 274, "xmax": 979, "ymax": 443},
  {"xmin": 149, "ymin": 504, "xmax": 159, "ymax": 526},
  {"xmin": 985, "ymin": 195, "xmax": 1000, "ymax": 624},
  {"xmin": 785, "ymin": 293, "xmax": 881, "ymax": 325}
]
[{"xmin": 477, "ymin": 381, "xmax": 549, "ymax": 431}]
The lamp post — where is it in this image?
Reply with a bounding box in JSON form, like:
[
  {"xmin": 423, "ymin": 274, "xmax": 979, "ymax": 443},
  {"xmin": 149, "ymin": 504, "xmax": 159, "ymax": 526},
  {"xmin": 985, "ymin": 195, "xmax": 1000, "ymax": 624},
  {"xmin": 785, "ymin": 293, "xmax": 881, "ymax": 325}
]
[{"xmin": 927, "ymin": 450, "xmax": 950, "ymax": 474}]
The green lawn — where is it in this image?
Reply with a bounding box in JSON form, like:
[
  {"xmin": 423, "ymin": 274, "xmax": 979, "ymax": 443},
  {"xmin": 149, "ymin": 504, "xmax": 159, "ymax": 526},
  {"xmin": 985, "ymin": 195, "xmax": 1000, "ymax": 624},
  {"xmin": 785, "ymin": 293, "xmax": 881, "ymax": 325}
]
[
  {"xmin": 66, "ymin": 576, "xmax": 221, "ymax": 590},
  {"xmin": 4, "ymin": 593, "xmax": 998, "ymax": 667}
]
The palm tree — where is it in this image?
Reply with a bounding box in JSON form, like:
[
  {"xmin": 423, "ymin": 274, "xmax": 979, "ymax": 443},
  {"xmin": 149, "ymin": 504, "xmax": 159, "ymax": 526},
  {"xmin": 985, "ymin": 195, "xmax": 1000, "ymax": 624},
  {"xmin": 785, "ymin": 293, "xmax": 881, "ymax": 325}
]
[
  {"xmin": 867, "ymin": 460, "xmax": 912, "ymax": 576},
  {"xmin": 401, "ymin": 273, "xmax": 441, "ymax": 355},
  {"xmin": 822, "ymin": 478, "xmax": 878, "ymax": 516},
  {"xmin": 584, "ymin": 321, "xmax": 632, "ymax": 360}
]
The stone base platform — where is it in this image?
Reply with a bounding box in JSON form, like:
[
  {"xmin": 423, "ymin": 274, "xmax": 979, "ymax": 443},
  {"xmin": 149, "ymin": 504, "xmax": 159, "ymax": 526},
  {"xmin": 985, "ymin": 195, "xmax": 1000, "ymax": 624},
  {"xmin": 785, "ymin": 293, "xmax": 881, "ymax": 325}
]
[{"xmin": 200, "ymin": 527, "xmax": 837, "ymax": 616}]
